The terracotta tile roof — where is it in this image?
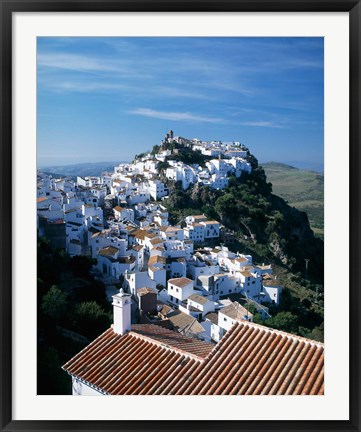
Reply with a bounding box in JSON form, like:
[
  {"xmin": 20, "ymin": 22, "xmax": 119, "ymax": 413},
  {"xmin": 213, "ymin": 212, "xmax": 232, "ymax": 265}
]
[
  {"xmin": 220, "ymin": 301, "xmax": 253, "ymax": 320},
  {"xmin": 145, "ymin": 232, "xmax": 158, "ymax": 239},
  {"xmin": 133, "ymin": 229, "xmax": 146, "ymax": 240},
  {"xmin": 235, "ymin": 257, "xmax": 248, "ymax": 263},
  {"xmin": 179, "ymin": 321, "xmax": 324, "ymax": 395},
  {"xmin": 201, "ymin": 220, "xmax": 220, "ymax": 225},
  {"xmin": 137, "ymin": 287, "xmax": 157, "ymax": 296},
  {"xmin": 157, "ymin": 302, "xmax": 174, "ymax": 317},
  {"xmin": 99, "ymin": 246, "xmax": 119, "ymax": 256},
  {"xmin": 165, "ymin": 226, "xmax": 181, "ymax": 232},
  {"xmin": 150, "ymin": 237, "xmax": 163, "ymax": 245},
  {"xmin": 131, "ymin": 324, "xmax": 214, "ymax": 358},
  {"xmin": 63, "ymin": 321, "xmax": 324, "ymax": 396},
  {"xmin": 204, "ymin": 312, "xmax": 218, "ymax": 325},
  {"xmin": 166, "ymin": 311, "xmax": 206, "ymax": 335},
  {"xmin": 149, "ymin": 265, "xmax": 164, "ymax": 273},
  {"xmin": 188, "ymin": 294, "xmax": 210, "ymax": 305},
  {"xmin": 262, "ymin": 273, "xmax": 281, "ymax": 286},
  {"xmin": 113, "ymin": 206, "xmax": 124, "ymax": 212},
  {"xmin": 168, "ymin": 277, "xmax": 193, "ymax": 288},
  {"xmin": 148, "ymin": 255, "xmax": 166, "ymax": 266},
  {"xmin": 241, "ymin": 271, "xmax": 253, "ymax": 278},
  {"xmin": 62, "ymin": 328, "xmax": 203, "ymax": 395}
]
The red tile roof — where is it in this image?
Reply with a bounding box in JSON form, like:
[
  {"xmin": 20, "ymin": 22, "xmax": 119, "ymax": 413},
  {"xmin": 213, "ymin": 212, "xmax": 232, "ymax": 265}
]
[
  {"xmin": 168, "ymin": 277, "xmax": 193, "ymax": 288},
  {"xmin": 220, "ymin": 301, "xmax": 253, "ymax": 321},
  {"xmin": 113, "ymin": 206, "xmax": 124, "ymax": 212},
  {"xmin": 179, "ymin": 321, "xmax": 324, "ymax": 395},
  {"xmin": 63, "ymin": 321, "xmax": 324, "ymax": 395},
  {"xmin": 98, "ymin": 246, "xmax": 118, "ymax": 256},
  {"xmin": 188, "ymin": 293, "xmax": 210, "ymax": 305},
  {"xmin": 148, "ymin": 255, "xmax": 166, "ymax": 266},
  {"xmin": 150, "ymin": 237, "xmax": 163, "ymax": 245},
  {"xmin": 62, "ymin": 326, "xmax": 210, "ymax": 395},
  {"xmin": 131, "ymin": 324, "xmax": 214, "ymax": 358},
  {"xmin": 137, "ymin": 287, "xmax": 157, "ymax": 296}
]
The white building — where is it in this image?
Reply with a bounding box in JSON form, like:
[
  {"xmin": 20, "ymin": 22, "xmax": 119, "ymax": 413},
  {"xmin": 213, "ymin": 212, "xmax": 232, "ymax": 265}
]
[
  {"xmin": 218, "ymin": 301, "xmax": 253, "ymax": 337},
  {"xmin": 113, "ymin": 206, "xmax": 135, "ymax": 222},
  {"xmin": 200, "ymin": 220, "xmax": 220, "ymax": 239},
  {"xmin": 124, "ymin": 270, "xmax": 157, "ymax": 297},
  {"xmin": 184, "ymin": 224, "xmax": 205, "ymax": 243},
  {"xmin": 148, "ymin": 180, "xmax": 168, "ymax": 201},
  {"xmin": 167, "ymin": 277, "xmax": 194, "ymax": 305},
  {"xmin": 187, "ymin": 294, "xmax": 215, "ymax": 318}
]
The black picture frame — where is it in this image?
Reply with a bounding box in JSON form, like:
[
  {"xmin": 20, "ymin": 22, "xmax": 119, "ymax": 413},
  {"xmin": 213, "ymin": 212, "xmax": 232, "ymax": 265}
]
[{"xmin": 1, "ymin": 1, "xmax": 360, "ymax": 431}]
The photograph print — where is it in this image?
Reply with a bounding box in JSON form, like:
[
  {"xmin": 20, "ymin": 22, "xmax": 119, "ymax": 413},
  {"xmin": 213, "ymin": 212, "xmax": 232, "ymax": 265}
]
[{"xmin": 36, "ymin": 37, "xmax": 324, "ymax": 396}]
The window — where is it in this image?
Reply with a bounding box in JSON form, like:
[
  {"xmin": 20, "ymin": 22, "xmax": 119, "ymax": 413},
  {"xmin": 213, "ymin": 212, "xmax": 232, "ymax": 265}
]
[
  {"xmin": 170, "ymin": 295, "xmax": 173, "ymax": 301},
  {"xmin": 224, "ymin": 317, "xmax": 227, "ymax": 322}
]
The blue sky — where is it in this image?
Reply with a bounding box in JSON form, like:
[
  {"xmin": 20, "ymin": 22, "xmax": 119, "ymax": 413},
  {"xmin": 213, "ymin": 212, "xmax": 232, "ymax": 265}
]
[{"xmin": 37, "ymin": 37, "xmax": 324, "ymax": 170}]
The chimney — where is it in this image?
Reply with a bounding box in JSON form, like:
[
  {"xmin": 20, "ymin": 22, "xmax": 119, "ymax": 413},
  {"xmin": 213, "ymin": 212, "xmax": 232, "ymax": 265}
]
[{"xmin": 112, "ymin": 288, "xmax": 132, "ymax": 335}]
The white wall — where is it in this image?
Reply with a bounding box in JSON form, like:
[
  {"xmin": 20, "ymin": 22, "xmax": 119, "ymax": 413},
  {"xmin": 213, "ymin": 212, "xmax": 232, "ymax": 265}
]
[{"xmin": 72, "ymin": 378, "xmax": 103, "ymax": 396}]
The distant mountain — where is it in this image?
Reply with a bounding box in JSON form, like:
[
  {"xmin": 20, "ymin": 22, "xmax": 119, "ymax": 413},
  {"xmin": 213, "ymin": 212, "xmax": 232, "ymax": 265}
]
[
  {"xmin": 285, "ymin": 161, "xmax": 324, "ymax": 173},
  {"xmin": 39, "ymin": 161, "xmax": 127, "ymax": 177},
  {"xmin": 262, "ymin": 162, "xmax": 324, "ymax": 238}
]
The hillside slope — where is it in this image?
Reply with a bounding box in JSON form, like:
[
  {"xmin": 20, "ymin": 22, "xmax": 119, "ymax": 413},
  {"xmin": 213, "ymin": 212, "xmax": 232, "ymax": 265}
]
[{"xmin": 262, "ymin": 162, "xmax": 324, "ymax": 238}]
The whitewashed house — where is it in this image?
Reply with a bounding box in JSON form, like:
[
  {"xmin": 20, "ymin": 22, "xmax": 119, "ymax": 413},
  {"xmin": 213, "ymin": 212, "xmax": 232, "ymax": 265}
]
[
  {"xmin": 148, "ymin": 180, "xmax": 168, "ymax": 201},
  {"xmin": 184, "ymin": 224, "xmax": 205, "ymax": 243},
  {"xmin": 124, "ymin": 270, "xmax": 157, "ymax": 297},
  {"xmin": 187, "ymin": 294, "xmax": 215, "ymax": 318},
  {"xmin": 113, "ymin": 206, "xmax": 135, "ymax": 222},
  {"xmin": 200, "ymin": 220, "xmax": 220, "ymax": 239},
  {"xmin": 167, "ymin": 277, "xmax": 194, "ymax": 306}
]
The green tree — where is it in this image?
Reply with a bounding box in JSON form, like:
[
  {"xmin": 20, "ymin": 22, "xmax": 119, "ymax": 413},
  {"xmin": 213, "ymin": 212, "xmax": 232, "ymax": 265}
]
[
  {"xmin": 265, "ymin": 311, "xmax": 299, "ymax": 334},
  {"xmin": 73, "ymin": 301, "xmax": 111, "ymax": 339},
  {"xmin": 151, "ymin": 145, "xmax": 160, "ymax": 155},
  {"xmin": 68, "ymin": 255, "xmax": 95, "ymax": 279},
  {"xmin": 41, "ymin": 285, "xmax": 68, "ymax": 321}
]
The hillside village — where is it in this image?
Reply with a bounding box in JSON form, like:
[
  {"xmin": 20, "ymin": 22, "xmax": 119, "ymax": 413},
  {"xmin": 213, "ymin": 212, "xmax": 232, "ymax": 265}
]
[
  {"xmin": 37, "ymin": 131, "xmax": 283, "ymax": 344},
  {"xmin": 37, "ymin": 131, "xmax": 326, "ymax": 397}
]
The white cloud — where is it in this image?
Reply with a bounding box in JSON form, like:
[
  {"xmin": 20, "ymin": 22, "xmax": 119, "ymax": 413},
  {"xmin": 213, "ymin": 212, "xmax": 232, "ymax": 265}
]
[
  {"xmin": 239, "ymin": 121, "xmax": 285, "ymax": 128},
  {"xmin": 39, "ymin": 80, "xmax": 134, "ymax": 93},
  {"xmin": 37, "ymin": 53, "xmax": 117, "ymax": 73},
  {"xmin": 129, "ymin": 108, "xmax": 223, "ymax": 124}
]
